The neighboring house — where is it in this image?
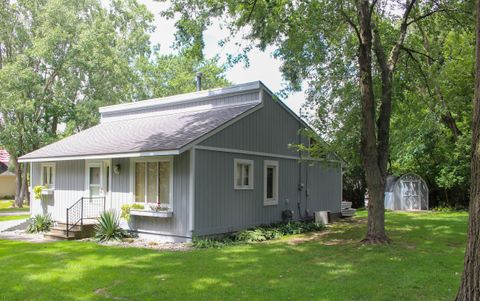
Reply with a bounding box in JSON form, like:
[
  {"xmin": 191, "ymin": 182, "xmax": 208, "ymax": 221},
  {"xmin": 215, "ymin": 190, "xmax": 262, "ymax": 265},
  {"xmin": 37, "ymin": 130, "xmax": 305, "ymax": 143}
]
[
  {"xmin": 19, "ymin": 81, "xmax": 343, "ymax": 241},
  {"xmin": 0, "ymin": 149, "xmax": 16, "ymax": 198}
]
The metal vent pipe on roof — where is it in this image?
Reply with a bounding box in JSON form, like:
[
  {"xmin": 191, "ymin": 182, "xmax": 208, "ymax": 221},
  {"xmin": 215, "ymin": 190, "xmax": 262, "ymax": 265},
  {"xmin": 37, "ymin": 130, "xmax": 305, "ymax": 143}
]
[{"xmin": 196, "ymin": 72, "xmax": 203, "ymax": 91}]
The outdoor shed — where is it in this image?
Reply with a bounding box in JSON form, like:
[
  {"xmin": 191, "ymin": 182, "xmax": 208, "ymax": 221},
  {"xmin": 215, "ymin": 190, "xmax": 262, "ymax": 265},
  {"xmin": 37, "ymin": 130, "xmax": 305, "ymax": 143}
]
[{"xmin": 384, "ymin": 173, "xmax": 429, "ymax": 211}]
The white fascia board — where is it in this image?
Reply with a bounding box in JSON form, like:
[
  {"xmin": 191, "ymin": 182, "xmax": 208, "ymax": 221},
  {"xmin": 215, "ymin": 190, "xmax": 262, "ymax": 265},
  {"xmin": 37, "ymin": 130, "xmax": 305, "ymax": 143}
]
[
  {"xmin": 193, "ymin": 145, "xmax": 343, "ymax": 164},
  {"xmin": 18, "ymin": 150, "xmax": 180, "ymax": 163},
  {"xmin": 99, "ymin": 81, "xmax": 262, "ymax": 115}
]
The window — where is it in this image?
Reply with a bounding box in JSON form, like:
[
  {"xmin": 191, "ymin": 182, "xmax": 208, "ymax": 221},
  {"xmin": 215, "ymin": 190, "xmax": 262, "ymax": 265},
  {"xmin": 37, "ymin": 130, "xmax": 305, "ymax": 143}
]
[
  {"xmin": 264, "ymin": 160, "xmax": 278, "ymax": 205},
  {"xmin": 133, "ymin": 159, "xmax": 172, "ymax": 208},
  {"xmin": 41, "ymin": 163, "xmax": 55, "ymax": 189},
  {"xmin": 234, "ymin": 159, "xmax": 254, "ymax": 189}
]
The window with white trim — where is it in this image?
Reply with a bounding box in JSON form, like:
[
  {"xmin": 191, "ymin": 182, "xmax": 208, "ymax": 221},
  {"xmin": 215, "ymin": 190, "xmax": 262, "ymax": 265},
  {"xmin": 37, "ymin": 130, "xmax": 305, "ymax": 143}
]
[
  {"xmin": 133, "ymin": 158, "xmax": 172, "ymax": 208},
  {"xmin": 41, "ymin": 163, "xmax": 55, "ymax": 189},
  {"xmin": 264, "ymin": 160, "xmax": 278, "ymax": 205},
  {"xmin": 234, "ymin": 159, "xmax": 254, "ymax": 189}
]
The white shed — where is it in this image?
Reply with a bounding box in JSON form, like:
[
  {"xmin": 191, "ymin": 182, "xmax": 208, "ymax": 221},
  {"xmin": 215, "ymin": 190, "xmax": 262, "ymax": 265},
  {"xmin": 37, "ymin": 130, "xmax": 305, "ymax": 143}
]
[{"xmin": 384, "ymin": 173, "xmax": 429, "ymax": 211}]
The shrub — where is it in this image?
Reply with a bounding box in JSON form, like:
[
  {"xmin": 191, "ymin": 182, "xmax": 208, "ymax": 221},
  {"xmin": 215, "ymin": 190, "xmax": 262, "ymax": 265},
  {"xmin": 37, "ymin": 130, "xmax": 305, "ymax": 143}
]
[
  {"xmin": 95, "ymin": 210, "xmax": 126, "ymax": 242},
  {"xmin": 120, "ymin": 203, "xmax": 144, "ymax": 220},
  {"xmin": 193, "ymin": 220, "xmax": 325, "ymax": 248},
  {"xmin": 192, "ymin": 237, "xmax": 233, "ymax": 248},
  {"xmin": 33, "ymin": 186, "xmax": 43, "ymax": 200},
  {"xmin": 27, "ymin": 214, "xmax": 53, "ymax": 233}
]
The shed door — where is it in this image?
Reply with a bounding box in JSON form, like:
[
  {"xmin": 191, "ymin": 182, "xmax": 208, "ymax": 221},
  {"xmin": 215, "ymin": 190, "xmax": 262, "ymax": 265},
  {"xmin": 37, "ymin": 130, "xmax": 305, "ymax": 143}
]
[{"xmin": 401, "ymin": 180, "xmax": 421, "ymax": 210}]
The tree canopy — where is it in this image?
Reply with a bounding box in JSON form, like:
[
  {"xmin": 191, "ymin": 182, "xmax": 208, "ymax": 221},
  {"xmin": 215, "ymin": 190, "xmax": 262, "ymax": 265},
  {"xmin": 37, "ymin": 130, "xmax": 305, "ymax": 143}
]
[{"xmin": 0, "ymin": 0, "xmax": 229, "ymax": 207}]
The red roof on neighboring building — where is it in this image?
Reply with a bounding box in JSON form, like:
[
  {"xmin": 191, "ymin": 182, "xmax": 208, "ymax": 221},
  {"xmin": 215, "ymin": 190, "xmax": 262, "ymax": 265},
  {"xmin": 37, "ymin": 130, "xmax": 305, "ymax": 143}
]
[{"xmin": 0, "ymin": 149, "xmax": 10, "ymax": 165}]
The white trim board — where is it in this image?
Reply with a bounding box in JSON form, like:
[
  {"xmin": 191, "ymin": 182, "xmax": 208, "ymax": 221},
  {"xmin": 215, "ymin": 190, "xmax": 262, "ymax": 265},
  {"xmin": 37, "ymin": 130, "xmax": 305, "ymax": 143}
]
[
  {"xmin": 194, "ymin": 145, "xmax": 343, "ymax": 164},
  {"xmin": 18, "ymin": 150, "xmax": 180, "ymax": 163},
  {"xmin": 100, "ymin": 81, "xmax": 262, "ymax": 114},
  {"xmin": 188, "ymin": 148, "xmax": 195, "ymax": 234}
]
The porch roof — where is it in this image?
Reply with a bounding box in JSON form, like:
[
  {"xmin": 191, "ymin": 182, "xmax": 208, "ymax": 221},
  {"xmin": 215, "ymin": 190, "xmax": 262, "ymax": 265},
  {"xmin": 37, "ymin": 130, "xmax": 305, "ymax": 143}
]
[{"xmin": 19, "ymin": 102, "xmax": 260, "ymax": 162}]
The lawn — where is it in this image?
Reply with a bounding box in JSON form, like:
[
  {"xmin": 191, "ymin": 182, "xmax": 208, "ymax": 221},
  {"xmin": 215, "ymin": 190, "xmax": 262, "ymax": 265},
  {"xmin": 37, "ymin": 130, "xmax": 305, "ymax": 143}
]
[
  {"xmin": 0, "ymin": 200, "xmax": 29, "ymax": 212},
  {"xmin": 0, "ymin": 211, "xmax": 467, "ymax": 301},
  {"xmin": 0, "ymin": 215, "xmax": 29, "ymax": 222}
]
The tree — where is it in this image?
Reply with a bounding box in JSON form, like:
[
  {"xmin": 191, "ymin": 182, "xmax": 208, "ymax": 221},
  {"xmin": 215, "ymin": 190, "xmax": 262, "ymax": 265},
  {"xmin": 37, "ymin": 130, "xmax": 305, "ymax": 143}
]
[
  {"xmin": 0, "ymin": 0, "xmax": 154, "ymax": 207},
  {"xmin": 0, "ymin": 0, "xmax": 231, "ymax": 208},
  {"xmin": 164, "ymin": 0, "xmax": 441, "ymax": 243},
  {"xmin": 455, "ymin": 0, "xmax": 480, "ymax": 299},
  {"xmin": 137, "ymin": 53, "xmax": 230, "ymax": 99}
]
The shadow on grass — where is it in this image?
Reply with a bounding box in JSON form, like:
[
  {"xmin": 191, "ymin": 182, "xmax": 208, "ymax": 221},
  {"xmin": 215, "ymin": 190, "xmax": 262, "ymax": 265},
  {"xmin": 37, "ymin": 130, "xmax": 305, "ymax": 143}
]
[{"xmin": 0, "ymin": 211, "xmax": 468, "ymax": 301}]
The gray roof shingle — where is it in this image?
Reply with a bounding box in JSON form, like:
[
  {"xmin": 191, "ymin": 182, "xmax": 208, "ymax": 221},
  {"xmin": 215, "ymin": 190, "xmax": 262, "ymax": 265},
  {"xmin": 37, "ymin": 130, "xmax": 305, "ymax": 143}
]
[{"xmin": 20, "ymin": 103, "xmax": 259, "ymax": 161}]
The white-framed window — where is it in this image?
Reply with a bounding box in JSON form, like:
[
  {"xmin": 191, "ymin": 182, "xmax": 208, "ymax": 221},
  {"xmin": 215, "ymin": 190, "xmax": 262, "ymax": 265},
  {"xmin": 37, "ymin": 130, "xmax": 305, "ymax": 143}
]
[
  {"xmin": 41, "ymin": 163, "xmax": 55, "ymax": 189},
  {"xmin": 132, "ymin": 157, "xmax": 173, "ymax": 209},
  {"xmin": 264, "ymin": 160, "xmax": 279, "ymax": 206},
  {"xmin": 234, "ymin": 159, "xmax": 254, "ymax": 190}
]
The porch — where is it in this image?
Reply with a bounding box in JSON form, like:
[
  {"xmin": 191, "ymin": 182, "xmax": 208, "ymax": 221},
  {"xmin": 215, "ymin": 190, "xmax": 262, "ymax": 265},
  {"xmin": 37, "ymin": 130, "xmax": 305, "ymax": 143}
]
[{"xmin": 30, "ymin": 152, "xmax": 192, "ymax": 241}]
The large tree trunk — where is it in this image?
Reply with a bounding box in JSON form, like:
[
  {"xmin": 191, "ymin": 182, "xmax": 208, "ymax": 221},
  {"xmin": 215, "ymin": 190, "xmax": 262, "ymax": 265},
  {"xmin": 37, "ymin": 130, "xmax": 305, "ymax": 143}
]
[
  {"xmin": 455, "ymin": 0, "xmax": 480, "ymax": 299},
  {"xmin": 12, "ymin": 157, "xmax": 24, "ymax": 208},
  {"xmin": 356, "ymin": 0, "xmax": 390, "ymax": 244}
]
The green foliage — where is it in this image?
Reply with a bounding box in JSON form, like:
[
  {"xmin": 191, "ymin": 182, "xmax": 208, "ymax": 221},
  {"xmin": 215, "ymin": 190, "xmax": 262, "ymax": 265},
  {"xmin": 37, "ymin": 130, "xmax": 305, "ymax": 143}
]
[
  {"xmin": 192, "ymin": 237, "xmax": 233, "ymax": 249},
  {"xmin": 193, "ymin": 221, "xmax": 325, "ymax": 248},
  {"xmin": 164, "ymin": 1, "xmax": 474, "ymax": 209},
  {"xmin": 95, "ymin": 210, "xmax": 127, "ymax": 242},
  {"xmin": 33, "ymin": 186, "xmax": 44, "ymax": 200},
  {"xmin": 137, "ymin": 54, "xmax": 230, "ymax": 99},
  {"xmin": 26, "ymin": 214, "xmax": 53, "ymax": 233},
  {"xmin": 120, "ymin": 203, "xmax": 144, "ymax": 221}
]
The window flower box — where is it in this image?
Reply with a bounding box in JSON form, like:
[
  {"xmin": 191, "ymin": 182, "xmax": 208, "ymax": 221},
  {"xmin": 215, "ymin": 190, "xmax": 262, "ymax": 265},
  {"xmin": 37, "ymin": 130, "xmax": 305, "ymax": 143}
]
[{"xmin": 130, "ymin": 209, "xmax": 173, "ymax": 218}]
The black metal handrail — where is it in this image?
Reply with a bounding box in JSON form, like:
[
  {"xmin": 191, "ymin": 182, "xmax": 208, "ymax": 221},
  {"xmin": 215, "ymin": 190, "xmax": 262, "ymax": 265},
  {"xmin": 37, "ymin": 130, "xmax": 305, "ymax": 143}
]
[{"xmin": 66, "ymin": 196, "xmax": 106, "ymax": 237}]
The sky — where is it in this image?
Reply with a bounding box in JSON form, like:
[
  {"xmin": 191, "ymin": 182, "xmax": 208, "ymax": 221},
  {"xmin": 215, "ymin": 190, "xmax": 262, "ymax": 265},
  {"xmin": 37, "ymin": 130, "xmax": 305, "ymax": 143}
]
[{"xmin": 138, "ymin": 0, "xmax": 306, "ymax": 115}]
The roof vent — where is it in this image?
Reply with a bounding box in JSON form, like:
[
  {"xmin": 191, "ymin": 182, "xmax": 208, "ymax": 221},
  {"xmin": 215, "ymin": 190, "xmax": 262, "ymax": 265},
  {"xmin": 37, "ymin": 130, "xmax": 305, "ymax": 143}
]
[{"xmin": 196, "ymin": 72, "xmax": 203, "ymax": 91}]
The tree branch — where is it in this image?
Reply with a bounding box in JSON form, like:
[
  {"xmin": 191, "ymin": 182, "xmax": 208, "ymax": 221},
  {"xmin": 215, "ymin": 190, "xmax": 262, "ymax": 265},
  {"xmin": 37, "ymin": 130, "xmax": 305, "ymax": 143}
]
[
  {"xmin": 387, "ymin": 0, "xmax": 417, "ymax": 71},
  {"xmin": 406, "ymin": 8, "xmax": 453, "ymax": 26},
  {"xmin": 400, "ymin": 45, "xmax": 436, "ymax": 62},
  {"xmin": 340, "ymin": 9, "xmax": 361, "ymax": 43}
]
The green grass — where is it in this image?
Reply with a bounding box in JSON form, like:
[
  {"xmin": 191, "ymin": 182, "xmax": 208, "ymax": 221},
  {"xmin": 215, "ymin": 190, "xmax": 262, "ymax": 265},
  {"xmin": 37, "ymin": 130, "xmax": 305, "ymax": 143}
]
[
  {"xmin": 0, "ymin": 200, "xmax": 29, "ymax": 212},
  {"xmin": 0, "ymin": 214, "xmax": 29, "ymax": 222},
  {"xmin": 0, "ymin": 211, "xmax": 467, "ymax": 300}
]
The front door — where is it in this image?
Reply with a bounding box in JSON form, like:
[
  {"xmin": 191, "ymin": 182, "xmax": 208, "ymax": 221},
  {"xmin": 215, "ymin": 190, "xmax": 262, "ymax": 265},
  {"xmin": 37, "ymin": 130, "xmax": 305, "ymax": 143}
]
[
  {"xmin": 87, "ymin": 163, "xmax": 103, "ymax": 198},
  {"xmin": 85, "ymin": 162, "xmax": 104, "ymax": 218}
]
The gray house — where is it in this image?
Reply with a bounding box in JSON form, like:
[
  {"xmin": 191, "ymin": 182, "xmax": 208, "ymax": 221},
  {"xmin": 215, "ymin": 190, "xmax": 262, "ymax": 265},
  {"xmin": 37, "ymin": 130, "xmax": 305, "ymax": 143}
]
[{"xmin": 19, "ymin": 81, "xmax": 342, "ymax": 242}]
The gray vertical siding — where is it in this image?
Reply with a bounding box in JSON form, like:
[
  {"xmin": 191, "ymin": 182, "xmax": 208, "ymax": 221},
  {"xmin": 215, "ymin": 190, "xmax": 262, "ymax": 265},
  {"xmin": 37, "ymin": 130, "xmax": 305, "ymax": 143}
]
[
  {"xmin": 200, "ymin": 92, "xmax": 309, "ymax": 156},
  {"xmin": 194, "ymin": 91, "xmax": 341, "ymax": 236},
  {"xmin": 110, "ymin": 158, "xmax": 130, "ymax": 209},
  {"xmin": 129, "ymin": 151, "xmax": 191, "ymax": 238},
  {"xmin": 31, "ymin": 154, "xmax": 191, "ymax": 238},
  {"xmin": 31, "ymin": 160, "xmax": 85, "ymax": 221},
  {"xmin": 194, "ymin": 149, "xmax": 342, "ymax": 236}
]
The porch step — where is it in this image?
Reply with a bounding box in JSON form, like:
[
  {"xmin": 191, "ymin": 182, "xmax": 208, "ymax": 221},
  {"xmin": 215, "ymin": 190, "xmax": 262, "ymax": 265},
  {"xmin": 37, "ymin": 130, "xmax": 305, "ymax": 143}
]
[{"xmin": 44, "ymin": 222, "xmax": 97, "ymax": 240}]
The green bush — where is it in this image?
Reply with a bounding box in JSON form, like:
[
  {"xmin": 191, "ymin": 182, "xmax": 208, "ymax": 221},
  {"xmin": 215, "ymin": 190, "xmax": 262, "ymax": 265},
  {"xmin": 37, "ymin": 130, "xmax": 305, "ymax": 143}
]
[
  {"xmin": 95, "ymin": 210, "xmax": 126, "ymax": 242},
  {"xmin": 193, "ymin": 220, "xmax": 325, "ymax": 248},
  {"xmin": 27, "ymin": 214, "xmax": 53, "ymax": 233},
  {"xmin": 192, "ymin": 237, "xmax": 233, "ymax": 248},
  {"xmin": 120, "ymin": 203, "xmax": 144, "ymax": 220},
  {"xmin": 33, "ymin": 186, "xmax": 43, "ymax": 200}
]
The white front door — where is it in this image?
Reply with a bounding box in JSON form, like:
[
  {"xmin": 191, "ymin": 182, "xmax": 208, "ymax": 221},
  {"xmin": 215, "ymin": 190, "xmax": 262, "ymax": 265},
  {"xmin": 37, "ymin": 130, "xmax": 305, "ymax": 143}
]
[{"xmin": 87, "ymin": 162, "xmax": 103, "ymax": 198}]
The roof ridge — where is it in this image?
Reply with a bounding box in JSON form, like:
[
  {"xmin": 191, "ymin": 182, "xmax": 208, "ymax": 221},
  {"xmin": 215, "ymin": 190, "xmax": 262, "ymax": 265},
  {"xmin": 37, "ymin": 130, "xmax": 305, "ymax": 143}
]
[{"xmin": 101, "ymin": 101, "xmax": 261, "ymax": 124}]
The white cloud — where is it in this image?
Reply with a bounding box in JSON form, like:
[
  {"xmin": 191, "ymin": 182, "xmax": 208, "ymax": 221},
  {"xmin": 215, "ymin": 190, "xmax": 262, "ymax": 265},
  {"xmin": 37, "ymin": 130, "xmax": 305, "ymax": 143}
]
[{"xmin": 138, "ymin": 0, "xmax": 306, "ymax": 114}]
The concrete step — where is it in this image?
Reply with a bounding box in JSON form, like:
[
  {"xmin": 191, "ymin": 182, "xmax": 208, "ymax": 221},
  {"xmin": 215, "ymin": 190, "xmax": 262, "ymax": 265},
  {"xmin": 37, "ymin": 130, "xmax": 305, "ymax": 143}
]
[{"xmin": 44, "ymin": 222, "xmax": 97, "ymax": 240}]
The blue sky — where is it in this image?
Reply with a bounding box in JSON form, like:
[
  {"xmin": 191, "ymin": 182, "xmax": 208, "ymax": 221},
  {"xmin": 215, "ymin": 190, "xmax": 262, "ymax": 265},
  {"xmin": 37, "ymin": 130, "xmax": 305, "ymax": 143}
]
[{"xmin": 138, "ymin": 0, "xmax": 306, "ymax": 114}]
